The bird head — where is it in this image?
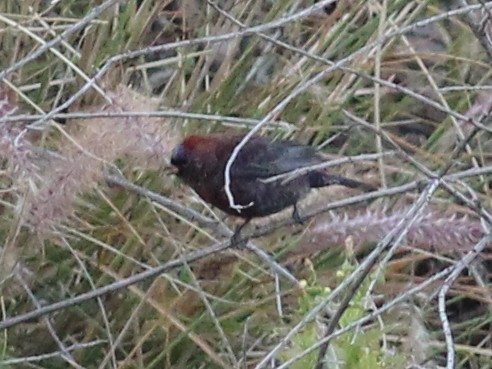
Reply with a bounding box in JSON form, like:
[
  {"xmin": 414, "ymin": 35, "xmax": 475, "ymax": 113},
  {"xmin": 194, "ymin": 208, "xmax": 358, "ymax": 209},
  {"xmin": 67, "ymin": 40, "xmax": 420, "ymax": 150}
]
[
  {"xmin": 170, "ymin": 135, "xmax": 219, "ymax": 179},
  {"xmin": 170, "ymin": 142, "xmax": 196, "ymax": 179}
]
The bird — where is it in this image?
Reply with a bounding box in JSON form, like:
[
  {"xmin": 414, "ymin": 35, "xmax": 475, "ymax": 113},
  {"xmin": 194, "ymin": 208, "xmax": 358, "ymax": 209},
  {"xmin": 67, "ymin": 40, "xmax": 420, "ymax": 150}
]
[{"xmin": 170, "ymin": 133, "xmax": 374, "ymax": 241}]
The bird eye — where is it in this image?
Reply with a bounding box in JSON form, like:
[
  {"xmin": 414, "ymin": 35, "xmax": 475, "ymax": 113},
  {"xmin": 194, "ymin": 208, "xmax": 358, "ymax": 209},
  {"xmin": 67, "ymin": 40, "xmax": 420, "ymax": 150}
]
[{"xmin": 171, "ymin": 144, "xmax": 188, "ymax": 166}]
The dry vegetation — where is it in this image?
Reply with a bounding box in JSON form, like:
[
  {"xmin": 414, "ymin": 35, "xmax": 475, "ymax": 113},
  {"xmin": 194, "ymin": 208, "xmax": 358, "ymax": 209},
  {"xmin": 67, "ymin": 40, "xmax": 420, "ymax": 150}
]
[{"xmin": 1, "ymin": 0, "xmax": 492, "ymax": 368}]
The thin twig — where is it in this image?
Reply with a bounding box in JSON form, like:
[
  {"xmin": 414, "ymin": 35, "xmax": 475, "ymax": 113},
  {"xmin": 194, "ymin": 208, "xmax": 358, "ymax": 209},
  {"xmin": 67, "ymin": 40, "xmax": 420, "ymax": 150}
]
[
  {"xmin": 220, "ymin": 1, "xmax": 492, "ymax": 212},
  {"xmin": 438, "ymin": 235, "xmax": 492, "ymax": 369},
  {"xmin": 0, "ymin": 241, "xmax": 230, "ymax": 330},
  {"xmin": 16, "ymin": 274, "xmax": 85, "ymax": 369},
  {"xmin": 2, "ymin": 162, "xmax": 492, "ymax": 331},
  {"xmin": 0, "ymin": 110, "xmax": 295, "ymax": 131},
  {"xmin": 0, "ymin": 0, "xmax": 123, "ymax": 81},
  {"xmin": 260, "ymin": 151, "xmax": 394, "ymax": 185},
  {"xmin": 25, "ymin": 0, "xmax": 338, "ymax": 130},
  {"xmin": 0, "ymin": 340, "xmax": 106, "ymax": 365},
  {"xmin": 314, "ymin": 180, "xmax": 441, "ymax": 369},
  {"xmin": 106, "ymin": 174, "xmax": 299, "ymax": 285},
  {"xmin": 275, "ymin": 265, "xmax": 455, "ymax": 369},
  {"xmin": 460, "ymin": 0, "xmax": 492, "ymax": 60}
]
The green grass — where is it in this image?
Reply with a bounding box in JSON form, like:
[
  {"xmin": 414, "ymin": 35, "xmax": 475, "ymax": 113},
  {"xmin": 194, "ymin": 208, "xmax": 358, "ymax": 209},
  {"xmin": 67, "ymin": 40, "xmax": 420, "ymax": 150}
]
[{"xmin": 1, "ymin": 0, "xmax": 492, "ymax": 368}]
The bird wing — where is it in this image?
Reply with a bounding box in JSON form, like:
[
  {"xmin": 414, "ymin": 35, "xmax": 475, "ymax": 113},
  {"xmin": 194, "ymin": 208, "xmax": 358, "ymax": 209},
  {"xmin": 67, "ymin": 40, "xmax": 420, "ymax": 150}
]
[{"xmin": 232, "ymin": 138, "xmax": 323, "ymax": 179}]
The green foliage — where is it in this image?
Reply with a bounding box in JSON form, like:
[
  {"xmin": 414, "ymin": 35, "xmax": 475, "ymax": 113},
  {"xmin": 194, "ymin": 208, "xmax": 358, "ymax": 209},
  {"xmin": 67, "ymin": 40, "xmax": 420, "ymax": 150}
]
[
  {"xmin": 280, "ymin": 259, "xmax": 404, "ymax": 369},
  {"xmin": 1, "ymin": 0, "xmax": 491, "ymax": 368}
]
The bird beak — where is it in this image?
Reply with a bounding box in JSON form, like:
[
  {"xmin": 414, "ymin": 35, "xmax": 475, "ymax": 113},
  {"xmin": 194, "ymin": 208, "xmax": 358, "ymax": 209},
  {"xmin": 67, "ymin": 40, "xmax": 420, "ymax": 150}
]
[{"xmin": 164, "ymin": 165, "xmax": 178, "ymax": 175}]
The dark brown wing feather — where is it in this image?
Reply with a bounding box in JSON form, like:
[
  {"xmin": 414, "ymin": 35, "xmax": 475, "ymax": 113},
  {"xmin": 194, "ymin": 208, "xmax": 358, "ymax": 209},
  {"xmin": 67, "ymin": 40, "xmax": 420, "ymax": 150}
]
[{"xmin": 231, "ymin": 136, "xmax": 324, "ymax": 178}]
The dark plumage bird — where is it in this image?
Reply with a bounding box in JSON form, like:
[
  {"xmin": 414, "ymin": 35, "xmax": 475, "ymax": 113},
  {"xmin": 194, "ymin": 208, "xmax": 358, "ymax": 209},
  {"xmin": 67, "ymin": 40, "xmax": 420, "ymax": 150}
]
[{"xmin": 171, "ymin": 133, "xmax": 374, "ymax": 239}]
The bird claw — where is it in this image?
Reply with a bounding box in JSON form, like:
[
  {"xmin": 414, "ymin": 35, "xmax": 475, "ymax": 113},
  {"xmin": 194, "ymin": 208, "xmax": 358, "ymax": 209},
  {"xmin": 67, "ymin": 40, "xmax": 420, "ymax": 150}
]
[
  {"xmin": 231, "ymin": 219, "xmax": 250, "ymax": 246},
  {"xmin": 292, "ymin": 204, "xmax": 304, "ymax": 224},
  {"xmin": 231, "ymin": 231, "xmax": 247, "ymax": 247}
]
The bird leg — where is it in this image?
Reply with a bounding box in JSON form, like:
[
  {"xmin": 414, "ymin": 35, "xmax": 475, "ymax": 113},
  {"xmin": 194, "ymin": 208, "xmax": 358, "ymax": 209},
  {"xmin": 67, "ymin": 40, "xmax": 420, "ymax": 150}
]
[
  {"xmin": 292, "ymin": 204, "xmax": 304, "ymax": 224},
  {"xmin": 231, "ymin": 218, "xmax": 251, "ymax": 246}
]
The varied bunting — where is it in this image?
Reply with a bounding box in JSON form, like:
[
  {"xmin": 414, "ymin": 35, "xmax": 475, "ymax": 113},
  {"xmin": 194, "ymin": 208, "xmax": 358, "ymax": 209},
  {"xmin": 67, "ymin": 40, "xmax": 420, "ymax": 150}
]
[{"xmin": 171, "ymin": 133, "xmax": 374, "ymax": 238}]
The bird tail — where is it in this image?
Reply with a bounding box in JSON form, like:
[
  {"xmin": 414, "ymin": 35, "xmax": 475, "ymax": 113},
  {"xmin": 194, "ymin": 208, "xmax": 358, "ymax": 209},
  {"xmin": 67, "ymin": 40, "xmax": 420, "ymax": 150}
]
[{"xmin": 308, "ymin": 171, "xmax": 376, "ymax": 192}]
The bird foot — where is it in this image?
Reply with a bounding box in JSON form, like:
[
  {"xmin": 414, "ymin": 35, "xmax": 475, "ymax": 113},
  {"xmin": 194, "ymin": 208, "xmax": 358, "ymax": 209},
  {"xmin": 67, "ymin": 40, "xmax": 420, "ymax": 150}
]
[
  {"xmin": 231, "ymin": 220, "xmax": 250, "ymax": 246},
  {"xmin": 292, "ymin": 205, "xmax": 305, "ymax": 224},
  {"xmin": 231, "ymin": 231, "xmax": 247, "ymax": 246}
]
